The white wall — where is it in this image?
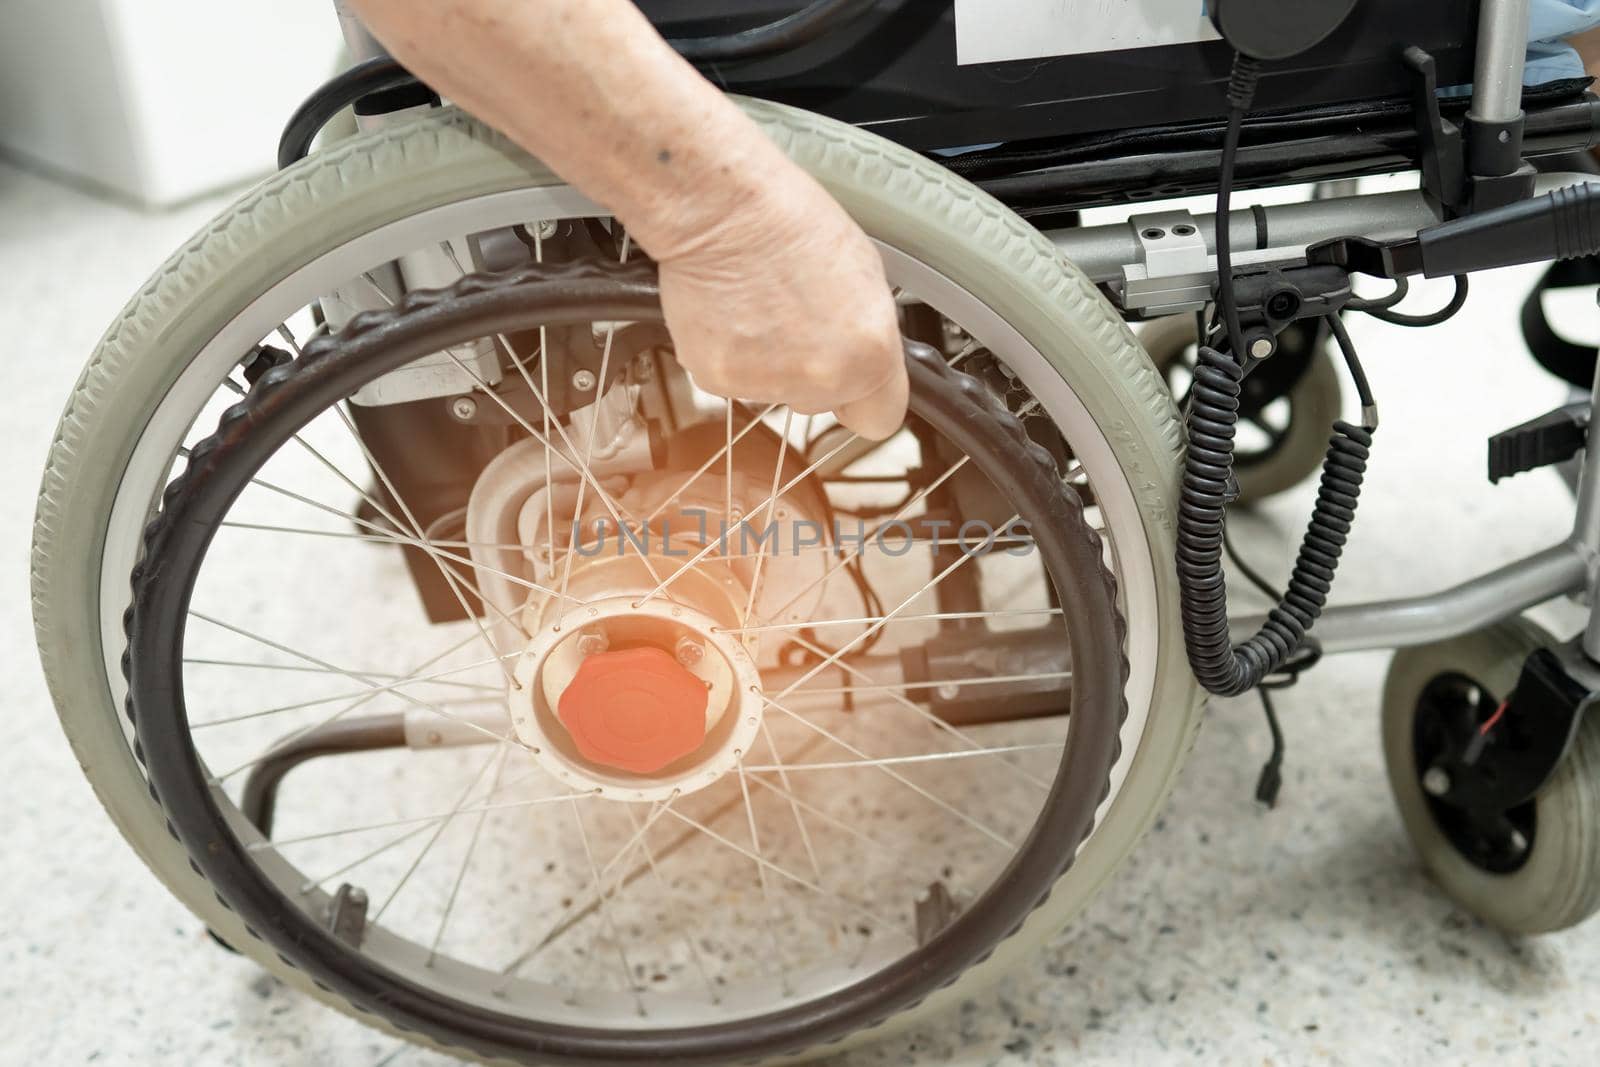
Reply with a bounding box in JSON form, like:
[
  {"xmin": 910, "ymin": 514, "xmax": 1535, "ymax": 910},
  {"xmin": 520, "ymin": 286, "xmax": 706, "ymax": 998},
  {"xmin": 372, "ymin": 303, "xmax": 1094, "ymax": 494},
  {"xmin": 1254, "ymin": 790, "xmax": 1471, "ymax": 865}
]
[{"xmin": 0, "ymin": 0, "xmax": 342, "ymax": 206}]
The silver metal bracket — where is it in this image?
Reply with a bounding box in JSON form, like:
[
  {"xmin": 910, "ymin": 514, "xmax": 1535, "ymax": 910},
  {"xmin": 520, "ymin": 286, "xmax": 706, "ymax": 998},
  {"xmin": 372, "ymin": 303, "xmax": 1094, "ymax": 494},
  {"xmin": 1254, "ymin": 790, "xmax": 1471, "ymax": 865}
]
[{"xmin": 1118, "ymin": 210, "xmax": 1302, "ymax": 315}]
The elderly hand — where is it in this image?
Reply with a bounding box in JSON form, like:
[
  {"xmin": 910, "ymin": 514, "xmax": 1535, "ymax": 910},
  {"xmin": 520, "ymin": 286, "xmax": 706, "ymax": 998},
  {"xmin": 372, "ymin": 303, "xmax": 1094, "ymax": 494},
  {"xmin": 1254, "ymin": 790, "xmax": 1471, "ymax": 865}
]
[{"xmin": 651, "ymin": 170, "xmax": 907, "ymax": 440}]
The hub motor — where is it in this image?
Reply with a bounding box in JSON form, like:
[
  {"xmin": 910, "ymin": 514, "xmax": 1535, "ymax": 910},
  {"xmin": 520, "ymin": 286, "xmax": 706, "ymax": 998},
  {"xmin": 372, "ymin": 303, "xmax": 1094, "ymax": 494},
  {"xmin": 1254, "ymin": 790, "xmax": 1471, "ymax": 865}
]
[
  {"xmin": 471, "ymin": 422, "xmax": 829, "ymax": 798},
  {"xmin": 510, "ymin": 554, "xmax": 766, "ymax": 800}
]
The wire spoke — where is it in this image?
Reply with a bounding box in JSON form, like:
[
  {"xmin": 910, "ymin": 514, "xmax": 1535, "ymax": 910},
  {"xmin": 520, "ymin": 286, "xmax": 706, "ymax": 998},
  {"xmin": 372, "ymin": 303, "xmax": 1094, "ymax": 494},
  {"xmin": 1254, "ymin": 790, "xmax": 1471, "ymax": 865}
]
[
  {"xmin": 736, "ymin": 752, "xmax": 792, "ymax": 994},
  {"xmin": 790, "ymin": 671, "xmax": 1072, "ymax": 699},
  {"xmin": 496, "ymin": 796, "xmax": 674, "ymax": 990},
  {"xmin": 562, "ymin": 795, "xmax": 644, "ymax": 1009},
  {"xmin": 660, "ymin": 805, "xmax": 913, "ymax": 941},
  {"xmin": 762, "ymin": 693, "xmax": 1016, "ymax": 850},
  {"xmin": 617, "ymin": 803, "xmax": 721, "ymax": 1004},
  {"xmin": 738, "ymin": 409, "xmax": 794, "ymax": 630},
  {"xmin": 745, "ymin": 773, "xmax": 968, "ymax": 896},
  {"xmin": 634, "ymin": 424, "xmax": 869, "ymax": 608},
  {"xmin": 768, "ymin": 514, "xmax": 1021, "ymax": 708},
  {"xmin": 432, "ymin": 331, "xmax": 663, "ymax": 596},
  {"xmin": 191, "ymin": 650, "xmax": 519, "ymax": 728},
  {"xmin": 782, "ymin": 631, "xmax": 1059, "ymax": 792},
  {"xmin": 371, "ymin": 743, "xmax": 507, "ymax": 922},
  {"xmin": 249, "ymin": 780, "xmax": 586, "ymax": 851},
  {"xmin": 208, "ymin": 628, "xmax": 486, "ymax": 782},
  {"xmin": 740, "ymin": 743, "xmax": 1061, "ymax": 773},
  {"xmin": 555, "ymin": 232, "xmax": 634, "ymax": 608},
  {"xmin": 241, "ymin": 471, "xmax": 581, "ymax": 607},
  {"xmin": 218, "ymin": 519, "xmax": 532, "ymax": 553},
  {"xmin": 758, "ymin": 719, "xmax": 821, "ymax": 882},
  {"xmin": 758, "ymin": 397, "xmax": 1039, "ymax": 625},
  {"xmin": 719, "ymin": 605, "xmax": 1059, "ymax": 636},
  {"xmin": 181, "ymin": 656, "xmax": 502, "ymax": 692},
  {"xmin": 638, "ymin": 401, "xmax": 781, "ymax": 529},
  {"xmin": 428, "ymin": 745, "xmax": 512, "ymax": 964},
  {"xmin": 329, "ymin": 405, "xmax": 520, "ymax": 687},
  {"xmin": 190, "ymin": 615, "xmax": 522, "ymax": 779}
]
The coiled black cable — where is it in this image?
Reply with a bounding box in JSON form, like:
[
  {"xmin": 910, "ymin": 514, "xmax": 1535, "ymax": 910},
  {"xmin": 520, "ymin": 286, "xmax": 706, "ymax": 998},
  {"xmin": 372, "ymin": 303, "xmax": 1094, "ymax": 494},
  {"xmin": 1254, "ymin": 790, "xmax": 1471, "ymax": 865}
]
[
  {"xmin": 1177, "ymin": 52, "xmax": 1377, "ymax": 698},
  {"xmin": 1178, "ymin": 342, "xmax": 1374, "ymax": 696}
]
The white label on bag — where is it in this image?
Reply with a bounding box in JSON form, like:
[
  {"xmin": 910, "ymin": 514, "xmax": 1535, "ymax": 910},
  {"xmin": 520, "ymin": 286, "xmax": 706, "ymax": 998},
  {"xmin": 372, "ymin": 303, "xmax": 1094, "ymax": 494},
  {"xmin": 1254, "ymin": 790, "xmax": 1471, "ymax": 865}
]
[{"xmin": 954, "ymin": 0, "xmax": 1219, "ymax": 65}]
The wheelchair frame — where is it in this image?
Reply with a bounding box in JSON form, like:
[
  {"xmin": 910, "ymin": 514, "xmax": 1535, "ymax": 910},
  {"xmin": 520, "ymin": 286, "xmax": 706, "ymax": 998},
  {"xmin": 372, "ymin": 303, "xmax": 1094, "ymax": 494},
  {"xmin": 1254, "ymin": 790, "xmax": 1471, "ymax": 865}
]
[{"xmin": 329, "ymin": 0, "xmax": 1600, "ymax": 680}]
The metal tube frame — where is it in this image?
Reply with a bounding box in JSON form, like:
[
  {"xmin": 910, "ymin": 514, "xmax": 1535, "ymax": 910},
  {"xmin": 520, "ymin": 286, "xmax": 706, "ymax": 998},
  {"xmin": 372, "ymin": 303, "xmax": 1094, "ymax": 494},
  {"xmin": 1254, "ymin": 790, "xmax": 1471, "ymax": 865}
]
[
  {"xmin": 1471, "ymin": 0, "xmax": 1533, "ymax": 126},
  {"xmin": 1047, "ymin": 3, "xmax": 1594, "ymax": 663},
  {"xmin": 329, "ymin": 0, "xmax": 1596, "ymax": 662},
  {"xmin": 1046, "ymin": 173, "xmax": 1598, "ymax": 285},
  {"xmin": 1225, "ymin": 352, "xmax": 1597, "ymax": 659}
]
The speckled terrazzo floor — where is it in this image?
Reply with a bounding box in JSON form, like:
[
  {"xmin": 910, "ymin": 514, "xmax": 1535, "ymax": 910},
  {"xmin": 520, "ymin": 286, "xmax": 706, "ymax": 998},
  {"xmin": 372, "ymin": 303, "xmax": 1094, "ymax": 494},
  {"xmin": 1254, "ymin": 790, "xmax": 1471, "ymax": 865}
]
[{"xmin": 4, "ymin": 155, "xmax": 1598, "ymax": 1066}]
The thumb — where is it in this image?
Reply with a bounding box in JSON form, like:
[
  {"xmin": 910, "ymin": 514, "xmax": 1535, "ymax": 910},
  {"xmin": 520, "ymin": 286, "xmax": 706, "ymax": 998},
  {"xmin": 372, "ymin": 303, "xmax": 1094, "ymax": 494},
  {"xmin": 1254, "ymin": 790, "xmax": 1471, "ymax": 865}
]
[{"xmin": 833, "ymin": 358, "xmax": 909, "ymax": 441}]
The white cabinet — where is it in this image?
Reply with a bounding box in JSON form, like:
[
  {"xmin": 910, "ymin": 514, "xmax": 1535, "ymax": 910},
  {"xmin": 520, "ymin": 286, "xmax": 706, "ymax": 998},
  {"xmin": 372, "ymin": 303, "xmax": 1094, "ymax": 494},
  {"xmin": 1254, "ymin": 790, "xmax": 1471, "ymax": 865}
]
[{"xmin": 0, "ymin": 0, "xmax": 341, "ymax": 205}]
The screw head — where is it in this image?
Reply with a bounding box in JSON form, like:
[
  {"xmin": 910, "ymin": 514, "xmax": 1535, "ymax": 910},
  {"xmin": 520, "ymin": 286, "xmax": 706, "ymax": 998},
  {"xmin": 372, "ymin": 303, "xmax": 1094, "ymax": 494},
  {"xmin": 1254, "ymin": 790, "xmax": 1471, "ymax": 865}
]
[
  {"xmin": 535, "ymin": 219, "xmax": 558, "ymax": 240},
  {"xmin": 576, "ymin": 627, "xmax": 609, "ymax": 657},
  {"xmin": 571, "ymin": 368, "xmax": 597, "ymax": 392},
  {"xmin": 674, "ymin": 636, "xmax": 705, "ymax": 667},
  {"xmin": 450, "ymin": 395, "xmax": 478, "ymax": 421},
  {"xmin": 1422, "ymin": 766, "xmax": 1452, "ymax": 798},
  {"xmin": 936, "ymin": 683, "xmax": 961, "ymax": 701},
  {"xmin": 1249, "ymin": 337, "xmax": 1276, "ymax": 360}
]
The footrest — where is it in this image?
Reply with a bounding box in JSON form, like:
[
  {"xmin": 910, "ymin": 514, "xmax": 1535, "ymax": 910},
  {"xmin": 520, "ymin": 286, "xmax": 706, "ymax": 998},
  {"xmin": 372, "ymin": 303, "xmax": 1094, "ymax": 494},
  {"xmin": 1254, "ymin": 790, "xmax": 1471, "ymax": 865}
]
[{"xmin": 1487, "ymin": 402, "xmax": 1590, "ymax": 484}]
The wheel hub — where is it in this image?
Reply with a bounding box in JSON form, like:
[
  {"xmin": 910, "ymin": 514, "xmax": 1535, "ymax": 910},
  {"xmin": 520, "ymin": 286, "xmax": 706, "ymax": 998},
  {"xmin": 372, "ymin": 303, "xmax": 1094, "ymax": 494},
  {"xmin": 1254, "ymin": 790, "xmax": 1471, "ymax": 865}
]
[
  {"xmin": 556, "ymin": 646, "xmax": 708, "ymax": 773},
  {"xmin": 512, "ymin": 590, "xmax": 765, "ymax": 801}
]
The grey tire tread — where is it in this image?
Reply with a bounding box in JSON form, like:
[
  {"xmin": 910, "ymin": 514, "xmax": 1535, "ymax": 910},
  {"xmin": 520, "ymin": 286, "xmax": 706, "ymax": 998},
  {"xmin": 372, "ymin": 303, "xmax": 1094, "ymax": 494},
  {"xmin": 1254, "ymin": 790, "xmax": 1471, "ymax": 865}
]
[
  {"xmin": 1383, "ymin": 619, "xmax": 1600, "ymax": 934},
  {"xmin": 32, "ymin": 100, "xmax": 1203, "ymax": 1061}
]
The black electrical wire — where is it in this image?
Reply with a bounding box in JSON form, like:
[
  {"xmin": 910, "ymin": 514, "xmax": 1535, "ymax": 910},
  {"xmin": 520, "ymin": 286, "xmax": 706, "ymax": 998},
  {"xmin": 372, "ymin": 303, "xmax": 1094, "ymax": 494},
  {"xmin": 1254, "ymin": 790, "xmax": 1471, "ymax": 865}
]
[
  {"xmin": 1222, "ymin": 524, "xmax": 1323, "ymax": 808},
  {"xmin": 1253, "ymin": 689, "xmax": 1287, "ymax": 806},
  {"xmin": 671, "ymin": 0, "xmax": 878, "ymax": 62},
  {"xmin": 1346, "ymin": 276, "xmax": 1410, "ymax": 313},
  {"xmin": 1223, "ymin": 524, "xmax": 1283, "ymax": 603},
  {"xmin": 1175, "ymin": 52, "xmax": 1378, "ymax": 700},
  {"xmin": 1213, "ymin": 57, "xmax": 1260, "ymax": 362},
  {"xmin": 1364, "ymin": 274, "xmax": 1470, "ymax": 328},
  {"xmin": 278, "ymin": 2, "xmax": 880, "ymax": 169},
  {"xmin": 1323, "ymin": 314, "xmax": 1376, "ymax": 411},
  {"xmin": 277, "ymin": 56, "xmax": 422, "ymax": 169}
]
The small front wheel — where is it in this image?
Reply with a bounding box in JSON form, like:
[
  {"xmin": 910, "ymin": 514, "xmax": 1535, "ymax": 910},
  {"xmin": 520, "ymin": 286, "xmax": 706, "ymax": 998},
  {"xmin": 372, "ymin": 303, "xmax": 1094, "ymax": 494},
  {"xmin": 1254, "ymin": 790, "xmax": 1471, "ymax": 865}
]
[{"xmin": 1382, "ymin": 620, "xmax": 1600, "ymax": 934}]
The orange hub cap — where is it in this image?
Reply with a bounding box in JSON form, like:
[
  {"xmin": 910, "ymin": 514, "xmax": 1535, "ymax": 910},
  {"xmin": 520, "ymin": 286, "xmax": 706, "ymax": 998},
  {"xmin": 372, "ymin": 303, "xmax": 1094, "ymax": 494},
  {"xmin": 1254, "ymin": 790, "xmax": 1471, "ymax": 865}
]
[{"xmin": 556, "ymin": 647, "xmax": 709, "ymax": 773}]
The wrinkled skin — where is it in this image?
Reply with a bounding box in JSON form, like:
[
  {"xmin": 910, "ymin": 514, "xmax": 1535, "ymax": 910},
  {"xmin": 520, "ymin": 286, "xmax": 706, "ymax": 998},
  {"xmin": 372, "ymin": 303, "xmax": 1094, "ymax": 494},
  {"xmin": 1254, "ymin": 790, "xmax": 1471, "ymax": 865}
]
[{"xmin": 349, "ymin": 0, "xmax": 908, "ymax": 439}]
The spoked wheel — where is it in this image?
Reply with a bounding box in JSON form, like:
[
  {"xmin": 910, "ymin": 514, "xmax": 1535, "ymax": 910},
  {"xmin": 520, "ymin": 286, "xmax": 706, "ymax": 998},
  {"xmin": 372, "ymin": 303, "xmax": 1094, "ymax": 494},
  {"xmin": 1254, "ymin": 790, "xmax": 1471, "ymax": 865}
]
[
  {"xmin": 1141, "ymin": 314, "xmax": 1342, "ymax": 503},
  {"xmin": 1383, "ymin": 620, "xmax": 1600, "ymax": 934},
  {"xmin": 34, "ymin": 102, "xmax": 1202, "ymax": 1062},
  {"xmin": 126, "ymin": 257, "xmax": 1128, "ymax": 1062}
]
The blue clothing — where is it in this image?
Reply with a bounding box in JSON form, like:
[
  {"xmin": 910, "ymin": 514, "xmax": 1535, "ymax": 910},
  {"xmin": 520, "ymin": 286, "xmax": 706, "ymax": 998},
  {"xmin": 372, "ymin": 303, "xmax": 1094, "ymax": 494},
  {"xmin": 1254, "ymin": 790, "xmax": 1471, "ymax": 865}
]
[{"xmin": 1528, "ymin": 0, "xmax": 1600, "ymax": 83}]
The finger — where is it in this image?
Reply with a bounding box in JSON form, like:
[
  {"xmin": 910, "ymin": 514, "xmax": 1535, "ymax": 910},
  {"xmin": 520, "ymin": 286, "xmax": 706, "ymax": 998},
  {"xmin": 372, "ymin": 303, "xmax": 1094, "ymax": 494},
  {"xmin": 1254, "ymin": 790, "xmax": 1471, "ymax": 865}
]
[{"xmin": 833, "ymin": 358, "xmax": 909, "ymax": 441}]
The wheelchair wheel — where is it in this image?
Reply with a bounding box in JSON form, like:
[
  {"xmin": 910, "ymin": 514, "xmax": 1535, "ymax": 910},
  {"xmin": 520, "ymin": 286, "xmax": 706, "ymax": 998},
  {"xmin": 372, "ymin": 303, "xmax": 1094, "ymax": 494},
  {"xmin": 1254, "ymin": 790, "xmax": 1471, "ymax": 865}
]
[
  {"xmin": 33, "ymin": 101, "xmax": 1202, "ymax": 1062},
  {"xmin": 1141, "ymin": 314, "xmax": 1342, "ymax": 503},
  {"xmin": 1382, "ymin": 620, "xmax": 1600, "ymax": 934}
]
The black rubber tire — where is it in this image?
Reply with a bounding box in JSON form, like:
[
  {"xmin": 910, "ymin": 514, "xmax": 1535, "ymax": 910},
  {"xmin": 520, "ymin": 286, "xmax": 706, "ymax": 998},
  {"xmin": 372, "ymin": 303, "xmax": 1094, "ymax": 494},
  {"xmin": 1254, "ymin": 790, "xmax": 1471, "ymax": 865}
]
[
  {"xmin": 1383, "ymin": 619, "xmax": 1600, "ymax": 934},
  {"xmin": 125, "ymin": 259, "xmax": 1131, "ymax": 1065}
]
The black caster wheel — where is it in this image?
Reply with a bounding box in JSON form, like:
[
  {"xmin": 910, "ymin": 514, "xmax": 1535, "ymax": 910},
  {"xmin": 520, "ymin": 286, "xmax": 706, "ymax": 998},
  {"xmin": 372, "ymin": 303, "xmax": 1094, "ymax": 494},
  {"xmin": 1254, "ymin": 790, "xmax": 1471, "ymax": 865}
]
[{"xmin": 1383, "ymin": 619, "xmax": 1600, "ymax": 934}]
